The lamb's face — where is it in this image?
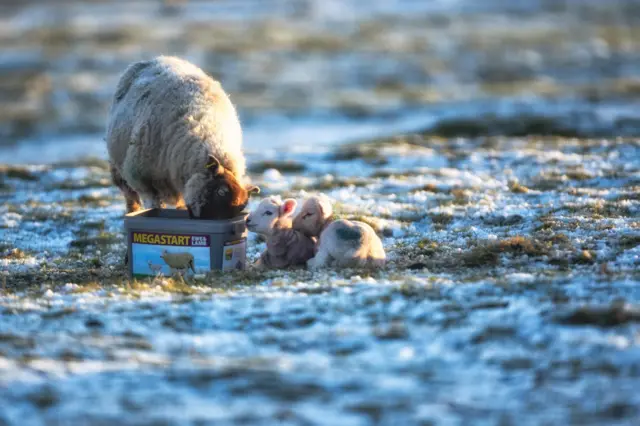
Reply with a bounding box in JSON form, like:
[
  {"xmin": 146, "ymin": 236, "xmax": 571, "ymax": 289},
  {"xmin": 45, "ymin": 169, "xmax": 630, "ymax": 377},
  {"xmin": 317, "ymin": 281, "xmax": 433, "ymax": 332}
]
[
  {"xmin": 185, "ymin": 156, "xmax": 259, "ymax": 220},
  {"xmin": 293, "ymin": 196, "xmax": 332, "ymax": 237},
  {"xmin": 246, "ymin": 197, "xmax": 296, "ymax": 236}
]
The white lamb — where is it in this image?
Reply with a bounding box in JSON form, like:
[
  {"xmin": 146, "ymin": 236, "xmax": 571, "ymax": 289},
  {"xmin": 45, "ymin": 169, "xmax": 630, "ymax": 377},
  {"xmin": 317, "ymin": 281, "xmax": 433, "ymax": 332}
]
[
  {"xmin": 246, "ymin": 197, "xmax": 316, "ymax": 269},
  {"xmin": 293, "ymin": 196, "xmax": 386, "ymax": 269},
  {"xmin": 106, "ymin": 56, "xmax": 259, "ymax": 219},
  {"xmin": 147, "ymin": 260, "xmax": 163, "ymax": 275}
]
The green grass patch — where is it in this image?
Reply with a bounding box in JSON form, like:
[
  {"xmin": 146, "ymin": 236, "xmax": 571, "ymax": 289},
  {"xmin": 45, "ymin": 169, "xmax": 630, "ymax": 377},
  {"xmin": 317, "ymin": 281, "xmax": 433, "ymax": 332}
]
[
  {"xmin": 70, "ymin": 232, "xmax": 120, "ymax": 249},
  {"xmin": 53, "ymin": 157, "xmax": 110, "ymax": 171},
  {"xmin": 0, "ymin": 165, "xmax": 39, "ymax": 181},
  {"xmin": 249, "ymin": 160, "xmax": 306, "ymax": 174},
  {"xmin": 420, "ymin": 115, "xmax": 583, "ymax": 138},
  {"xmin": 462, "ymin": 236, "xmax": 550, "ymax": 267},
  {"xmin": 619, "ymin": 235, "xmax": 640, "ymax": 250}
]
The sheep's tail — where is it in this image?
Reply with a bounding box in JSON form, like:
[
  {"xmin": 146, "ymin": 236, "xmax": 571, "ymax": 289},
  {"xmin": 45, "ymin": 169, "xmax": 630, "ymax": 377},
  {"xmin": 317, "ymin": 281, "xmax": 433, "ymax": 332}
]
[
  {"xmin": 189, "ymin": 259, "xmax": 196, "ymax": 273},
  {"xmin": 113, "ymin": 60, "xmax": 152, "ymax": 104}
]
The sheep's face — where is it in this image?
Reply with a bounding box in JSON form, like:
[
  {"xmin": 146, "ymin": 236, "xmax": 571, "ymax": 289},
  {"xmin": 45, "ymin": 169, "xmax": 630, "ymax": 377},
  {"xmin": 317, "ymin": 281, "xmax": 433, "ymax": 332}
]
[
  {"xmin": 185, "ymin": 156, "xmax": 260, "ymax": 219},
  {"xmin": 293, "ymin": 196, "xmax": 333, "ymax": 237},
  {"xmin": 246, "ymin": 197, "xmax": 297, "ymax": 236}
]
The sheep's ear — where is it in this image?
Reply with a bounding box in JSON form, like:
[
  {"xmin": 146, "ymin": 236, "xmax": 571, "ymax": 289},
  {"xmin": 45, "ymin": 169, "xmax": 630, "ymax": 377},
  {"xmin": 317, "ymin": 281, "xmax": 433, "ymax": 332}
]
[
  {"xmin": 317, "ymin": 197, "xmax": 333, "ymax": 219},
  {"xmin": 205, "ymin": 155, "xmax": 224, "ymax": 176},
  {"xmin": 247, "ymin": 185, "xmax": 260, "ymax": 195},
  {"xmin": 281, "ymin": 199, "xmax": 297, "ymax": 217}
]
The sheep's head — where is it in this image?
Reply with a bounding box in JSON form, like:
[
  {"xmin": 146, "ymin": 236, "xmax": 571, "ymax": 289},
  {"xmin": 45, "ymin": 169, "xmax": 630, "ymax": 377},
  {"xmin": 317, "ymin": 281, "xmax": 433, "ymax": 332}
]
[
  {"xmin": 246, "ymin": 196, "xmax": 297, "ymax": 237},
  {"xmin": 293, "ymin": 195, "xmax": 333, "ymax": 237},
  {"xmin": 185, "ymin": 155, "xmax": 260, "ymax": 219}
]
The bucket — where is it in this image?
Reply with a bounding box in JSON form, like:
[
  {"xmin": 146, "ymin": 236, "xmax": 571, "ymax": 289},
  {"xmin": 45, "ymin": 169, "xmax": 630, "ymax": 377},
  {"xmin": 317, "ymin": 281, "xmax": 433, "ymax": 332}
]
[{"xmin": 124, "ymin": 208, "xmax": 248, "ymax": 278}]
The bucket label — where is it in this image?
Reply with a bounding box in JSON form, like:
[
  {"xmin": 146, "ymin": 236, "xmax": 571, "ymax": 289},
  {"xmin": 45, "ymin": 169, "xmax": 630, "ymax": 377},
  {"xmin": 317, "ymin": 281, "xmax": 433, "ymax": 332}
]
[
  {"xmin": 222, "ymin": 239, "xmax": 246, "ymax": 271},
  {"xmin": 131, "ymin": 232, "xmax": 211, "ymax": 278}
]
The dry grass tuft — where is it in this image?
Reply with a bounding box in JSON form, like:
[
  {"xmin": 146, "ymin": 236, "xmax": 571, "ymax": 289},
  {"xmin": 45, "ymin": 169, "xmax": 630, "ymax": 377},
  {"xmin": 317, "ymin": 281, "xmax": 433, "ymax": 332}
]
[
  {"xmin": 463, "ymin": 236, "xmax": 549, "ymax": 267},
  {"xmin": 508, "ymin": 181, "xmax": 530, "ymax": 193}
]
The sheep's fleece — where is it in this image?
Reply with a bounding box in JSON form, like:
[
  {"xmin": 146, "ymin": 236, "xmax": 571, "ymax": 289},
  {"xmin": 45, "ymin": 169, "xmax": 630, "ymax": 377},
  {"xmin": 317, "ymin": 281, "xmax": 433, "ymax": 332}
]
[
  {"xmin": 293, "ymin": 196, "xmax": 386, "ymax": 269},
  {"xmin": 160, "ymin": 250, "xmax": 196, "ymax": 273},
  {"xmin": 106, "ymin": 55, "xmax": 255, "ymax": 216}
]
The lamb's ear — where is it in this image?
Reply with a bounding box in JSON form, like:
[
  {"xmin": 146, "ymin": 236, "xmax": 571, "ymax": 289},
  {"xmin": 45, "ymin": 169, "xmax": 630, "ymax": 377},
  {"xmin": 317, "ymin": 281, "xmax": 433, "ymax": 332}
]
[
  {"xmin": 205, "ymin": 155, "xmax": 224, "ymax": 176},
  {"xmin": 247, "ymin": 185, "xmax": 260, "ymax": 195},
  {"xmin": 280, "ymin": 199, "xmax": 297, "ymax": 217},
  {"xmin": 317, "ymin": 196, "xmax": 333, "ymax": 219}
]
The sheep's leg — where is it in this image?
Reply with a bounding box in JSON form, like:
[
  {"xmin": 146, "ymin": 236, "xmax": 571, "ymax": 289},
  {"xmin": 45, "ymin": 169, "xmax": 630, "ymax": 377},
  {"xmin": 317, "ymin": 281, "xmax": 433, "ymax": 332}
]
[
  {"xmin": 307, "ymin": 248, "xmax": 332, "ymax": 270},
  {"xmin": 175, "ymin": 197, "xmax": 187, "ymax": 210},
  {"xmin": 110, "ymin": 164, "xmax": 142, "ymax": 214},
  {"xmin": 141, "ymin": 192, "xmax": 165, "ymax": 210},
  {"xmin": 111, "ymin": 165, "xmax": 142, "ymax": 266}
]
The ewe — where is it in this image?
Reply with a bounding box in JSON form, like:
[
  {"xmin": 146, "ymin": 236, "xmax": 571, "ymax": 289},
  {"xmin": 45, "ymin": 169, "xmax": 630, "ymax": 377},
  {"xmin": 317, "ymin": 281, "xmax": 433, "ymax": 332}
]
[{"xmin": 106, "ymin": 56, "xmax": 259, "ymax": 219}]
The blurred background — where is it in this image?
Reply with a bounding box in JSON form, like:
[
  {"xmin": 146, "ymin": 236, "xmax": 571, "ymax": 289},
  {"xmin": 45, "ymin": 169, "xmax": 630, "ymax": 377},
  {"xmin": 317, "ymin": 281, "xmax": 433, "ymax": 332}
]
[{"xmin": 1, "ymin": 0, "xmax": 639, "ymax": 163}]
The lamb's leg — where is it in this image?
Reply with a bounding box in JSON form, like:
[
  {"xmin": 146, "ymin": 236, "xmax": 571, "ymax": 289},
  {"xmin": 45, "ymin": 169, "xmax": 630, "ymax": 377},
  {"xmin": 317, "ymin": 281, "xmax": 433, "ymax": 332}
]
[{"xmin": 307, "ymin": 247, "xmax": 332, "ymax": 270}]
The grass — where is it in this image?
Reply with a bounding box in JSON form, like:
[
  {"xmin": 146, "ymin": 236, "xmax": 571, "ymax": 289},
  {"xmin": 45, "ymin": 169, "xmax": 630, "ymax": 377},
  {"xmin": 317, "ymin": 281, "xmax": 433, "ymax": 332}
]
[
  {"xmin": 53, "ymin": 157, "xmax": 110, "ymax": 171},
  {"xmin": 410, "ymin": 183, "xmax": 443, "ymax": 194},
  {"xmin": 69, "ymin": 232, "xmax": 120, "ymax": 249},
  {"xmin": 330, "ymin": 144, "xmax": 388, "ymax": 165},
  {"xmin": 81, "ymin": 220, "xmax": 106, "ymax": 231},
  {"xmin": 53, "ymin": 179, "xmax": 112, "ymax": 190},
  {"xmin": 430, "ymin": 213, "xmax": 453, "ymax": 226},
  {"xmin": 416, "ymin": 238, "xmax": 439, "ymax": 256},
  {"xmin": 0, "ymin": 179, "xmax": 13, "ymax": 192},
  {"xmin": 1, "ymin": 248, "xmax": 29, "ymax": 260},
  {"xmin": 462, "ymin": 236, "xmax": 550, "ymax": 267},
  {"xmin": 0, "ymin": 165, "xmax": 39, "ymax": 181},
  {"xmin": 298, "ymin": 177, "xmax": 370, "ymax": 191},
  {"xmin": 619, "ymin": 235, "xmax": 640, "ymax": 250},
  {"xmin": 249, "ymin": 160, "xmax": 306, "ymax": 174},
  {"xmin": 509, "ymin": 181, "xmax": 530, "ymax": 193},
  {"xmin": 420, "ymin": 115, "xmax": 584, "ymax": 138},
  {"xmin": 561, "ymin": 201, "xmax": 633, "ymax": 219}
]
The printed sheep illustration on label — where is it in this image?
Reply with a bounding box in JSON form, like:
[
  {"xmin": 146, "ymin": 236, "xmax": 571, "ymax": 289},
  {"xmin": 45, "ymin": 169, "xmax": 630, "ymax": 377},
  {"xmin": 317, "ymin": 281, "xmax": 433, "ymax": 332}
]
[
  {"xmin": 160, "ymin": 249, "xmax": 196, "ymax": 275},
  {"xmin": 130, "ymin": 231, "xmax": 211, "ymax": 278}
]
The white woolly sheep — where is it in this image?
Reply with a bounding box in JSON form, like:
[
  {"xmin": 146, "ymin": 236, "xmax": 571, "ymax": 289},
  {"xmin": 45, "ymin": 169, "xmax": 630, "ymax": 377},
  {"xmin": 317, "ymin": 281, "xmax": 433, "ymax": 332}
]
[
  {"xmin": 246, "ymin": 197, "xmax": 316, "ymax": 269},
  {"xmin": 106, "ymin": 56, "xmax": 259, "ymax": 219},
  {"xmin": 160, "ymin": 249, "xmax": 196, "ymax": 274},
  {"xmin": 293, "ymin": 196, "xmax": 386, "ymax": 269}
]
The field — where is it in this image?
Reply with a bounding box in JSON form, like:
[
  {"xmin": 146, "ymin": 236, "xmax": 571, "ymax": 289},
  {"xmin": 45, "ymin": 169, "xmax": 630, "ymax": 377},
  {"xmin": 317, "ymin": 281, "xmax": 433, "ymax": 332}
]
[{"xmin": 1, "ymin": 0, "xmax": 640, "ymax": 425}]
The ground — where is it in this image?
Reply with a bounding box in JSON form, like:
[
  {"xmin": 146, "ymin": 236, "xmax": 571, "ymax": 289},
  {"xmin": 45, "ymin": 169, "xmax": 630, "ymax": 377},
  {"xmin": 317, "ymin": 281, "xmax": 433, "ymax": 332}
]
[
  {"xmin": 1, "ymin": 134, "xmax": 639, "ymax": 425},
  {"xmin": 2, "ymin": 0, "xmax": 640, "ymax": 424}
]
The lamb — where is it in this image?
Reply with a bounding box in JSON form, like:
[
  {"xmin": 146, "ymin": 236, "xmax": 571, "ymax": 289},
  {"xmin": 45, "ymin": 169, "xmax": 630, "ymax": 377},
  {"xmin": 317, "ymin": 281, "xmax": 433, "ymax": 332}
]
[
  {"xmin": 293, "ymin": 195, "xmax": 386, "ymax": 269},
  {"xmin": 106, "ymin": 56, "xmax": 259, "ymax": 219},
  {"xmin": 160, "ymin": 249, "xmax": 196, "ymax": 274},
  {"xmin": 147, "ymin": 260, "xmax": 163, "ymax": 275},
  {"xmin": 246, "ymin": 197, "xmax": 316, "ymax": 269}
]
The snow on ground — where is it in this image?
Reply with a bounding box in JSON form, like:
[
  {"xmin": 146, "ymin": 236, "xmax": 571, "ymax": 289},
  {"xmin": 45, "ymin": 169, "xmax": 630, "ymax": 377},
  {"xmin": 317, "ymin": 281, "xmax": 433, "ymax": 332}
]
[{"xmin": 1, "ymin": 135, "xmax": 639, "ymax": 424}]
